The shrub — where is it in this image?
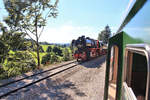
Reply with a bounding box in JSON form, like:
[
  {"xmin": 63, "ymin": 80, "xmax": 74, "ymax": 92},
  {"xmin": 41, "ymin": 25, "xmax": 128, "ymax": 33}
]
[
  {"xmin": 46, "ymin": 46, "xmax": 52, "ymax": 52},
  {"xmin": 63, "ymin": 48, "xmax": 73, "ymax": 61},
  {"xmin": 50, "ymin": 52, "xmax": 58, "ymax": 63},
  {"xmin": 32, "ymin": 45, "xmax": 44, "ymax": 53},
  {"xmin": 41, "ymin": 53, "xmax": 51, "ymax": 65},
  {"xmin": 63, "ymin": 48, "xmax": 70, "ymax": 61},
  {"xmin": 52, "ymin": 46, "xmax": 62, "ymax": 56},
  {"xmin": 39, "ymin": 46, "xmax": 44, "ymax": 52},
  {"xmin": 0, "ymin": 63, "xmax": 4, "ymax": 73},
  {"xmin": 3, "ymin": 51, "xmax": 36, "ymax": 78}
]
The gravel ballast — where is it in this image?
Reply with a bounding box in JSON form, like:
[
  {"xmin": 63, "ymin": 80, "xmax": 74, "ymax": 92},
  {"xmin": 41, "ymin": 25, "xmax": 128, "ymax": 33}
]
[{"xmin": 2, "ymin": 56, "xmax": 106, "ymax": 100}]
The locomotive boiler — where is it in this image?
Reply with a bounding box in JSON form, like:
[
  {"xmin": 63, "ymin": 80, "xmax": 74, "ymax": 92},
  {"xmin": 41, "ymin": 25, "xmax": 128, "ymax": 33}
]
[{"xmin": 71, "ymin": 36, "xmax": 106, "ymax": 61}]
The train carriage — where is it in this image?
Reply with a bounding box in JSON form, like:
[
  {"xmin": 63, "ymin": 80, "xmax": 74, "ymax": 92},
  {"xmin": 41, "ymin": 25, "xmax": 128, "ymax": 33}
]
[{"xmin": 104, "ymin": 0, "xmax": 150, "ymax": 100}]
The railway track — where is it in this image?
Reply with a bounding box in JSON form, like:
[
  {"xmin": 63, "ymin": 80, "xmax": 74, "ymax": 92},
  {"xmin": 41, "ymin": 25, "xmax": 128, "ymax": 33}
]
[{"xmin": 0, "ymin": 60, "xmax": 79, "ymax": 99}]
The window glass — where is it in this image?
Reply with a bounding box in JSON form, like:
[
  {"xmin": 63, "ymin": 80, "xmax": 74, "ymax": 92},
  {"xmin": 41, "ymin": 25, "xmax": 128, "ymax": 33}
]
[{"xmin": 122, "ymin": 1, "xmax": 150, "ymax": 43}]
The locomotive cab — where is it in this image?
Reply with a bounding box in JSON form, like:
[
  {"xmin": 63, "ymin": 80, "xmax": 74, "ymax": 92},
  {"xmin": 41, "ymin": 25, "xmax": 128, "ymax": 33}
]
[{"xmin": 71, "ymin": 35, "xmax": 105, "ymax": 62}]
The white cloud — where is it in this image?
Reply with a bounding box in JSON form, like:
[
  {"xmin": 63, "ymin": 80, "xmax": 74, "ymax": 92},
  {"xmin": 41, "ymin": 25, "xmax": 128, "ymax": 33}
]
[
  {"xmin": 111, "ymin": 26, "xmax": 118, "ymax": 33},
  {"xmin": 144, "ymin": 27, "xmax": 150, "ymax": 32},
  {"xmin": 125, "ymin": 27, "xmax": 150, "ymax": 31},
  {"xmin": 38, "ymin": 25, "xmax": 100, "ymax": 43}
]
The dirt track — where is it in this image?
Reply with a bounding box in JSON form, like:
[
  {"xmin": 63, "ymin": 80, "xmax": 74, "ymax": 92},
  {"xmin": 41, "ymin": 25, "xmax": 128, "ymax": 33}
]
[{"xmin": 2, "ymin": 56, "xmax": 106, "ymax": 100}]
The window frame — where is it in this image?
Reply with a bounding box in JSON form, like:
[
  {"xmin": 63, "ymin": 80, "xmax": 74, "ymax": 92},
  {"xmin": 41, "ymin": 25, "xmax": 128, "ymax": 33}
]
[{"xmin": 123, "ymin": 44, "xmax": 150, "ymax": 100}]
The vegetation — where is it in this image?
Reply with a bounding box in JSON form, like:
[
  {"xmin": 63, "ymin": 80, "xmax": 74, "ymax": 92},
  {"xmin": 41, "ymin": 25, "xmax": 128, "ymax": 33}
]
[
  {"xmin": 0, "ymin": 51, "xmax": 36, "ymax": 79},
  {"xmin": 0, "ymin": 23, "xmax": 25, "ymax": 63},
  {"xmin": 46, "ymin": 46, "xmax": 52, "ymax": 52},
  {"xmin": 63, "ymin": 48, "xmax": 71, "ymax": 61},
  {"xmin": 52, "ymin": 46, "xmax": 62, "ymax": 56},
  {"xmin": 41, "ymin": 53, "xmax": 51, "ymax": 65},
  {"xmin": 98, "ymin": 25, "xmax": 111, "ymax": 44},
  {"xmin": 41, "ymin": 45, "xmax": 73, "ymax": 65},
  {"xmin": 3, "ymin": 0, "xmax": 58, "ymax": 66},
  {"xmin": 0, "ymin": 0, "xmax": 74, "ymax": 80},
  {"xmin": 0, "ymin": 41, "xmax": 73, "ymax": 79}
]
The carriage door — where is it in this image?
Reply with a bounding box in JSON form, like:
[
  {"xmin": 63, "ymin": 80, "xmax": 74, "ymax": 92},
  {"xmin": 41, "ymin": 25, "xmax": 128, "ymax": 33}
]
[{"xmin": 108, "ymin": 45, "xmax": 119, "ymax": 100}]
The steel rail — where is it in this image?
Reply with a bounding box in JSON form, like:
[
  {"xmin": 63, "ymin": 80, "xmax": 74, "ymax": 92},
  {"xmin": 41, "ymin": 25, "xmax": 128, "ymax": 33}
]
[
  {"xmin": 0, "ymin": 60, "xmax": 76, "ymax": 88},
  {"xmin": 0, "ymin": 63, "xmax": 78, "ymax": 99}
]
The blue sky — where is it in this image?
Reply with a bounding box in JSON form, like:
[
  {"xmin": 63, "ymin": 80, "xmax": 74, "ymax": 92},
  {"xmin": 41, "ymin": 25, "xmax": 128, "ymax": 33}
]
[{"xmin": 0, "ymin": 0, "xmax": 131, "ymax": 43}]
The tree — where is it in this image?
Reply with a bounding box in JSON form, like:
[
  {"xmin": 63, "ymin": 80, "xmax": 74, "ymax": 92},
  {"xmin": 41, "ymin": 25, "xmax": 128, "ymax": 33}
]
[
  {"xmin": 63, "ymin": 48, "xmax": 70, "ymax": 61},
  {"xmin": 98, "ymin": 25, "xmax": 111, "ymax": 44},
  {"xmin": 52, "ymin": 46, "xmax": 62, "ymax": 56},
  {"xmin": 50, "ymin": 52, "xmax": 58, "ymax": 63},
  {"xmin": 46, "ymin": 46, "xmax": 52, "ymax": 52},
  {"xmin": 5, "ymin": 51, "xmax": 36, "ymax": 77},
  {"xmin": 39, "ymin": 46, "xmax": 44, "ymax": 52},
  {"xmin": 0, "ymin": 22, "xmax": 25, "ymax": 63},
  {"xmin": 41, "ymin": 53, "xmax": 51, "ymax": 65},
  {"xmin": 3, "ymin": 0, "xmax": 59, "ymax": 66}
]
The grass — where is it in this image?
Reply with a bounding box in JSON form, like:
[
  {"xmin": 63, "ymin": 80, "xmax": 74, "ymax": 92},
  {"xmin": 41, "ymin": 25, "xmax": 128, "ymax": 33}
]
[
  {"xmin": 1, "ymin": 51, "xmax": 55, "ymax": 80},
  {"xmin": 29, "ymin": 51, "xmax": 47, "ymax": 64},
  {"xmin": 0, "ymin": 44, "xmax": 73, "ymax": 80},
  {"xmin": 7, "ymin": 44, "xmax": 72, "ymax": 65},
  {"xmin": 41, "ymin": 45, "xmax": 49, "ymax": 52},
  {"xmin": 41, "ymin": 44, "xmax": 56, "ymax": 52}
]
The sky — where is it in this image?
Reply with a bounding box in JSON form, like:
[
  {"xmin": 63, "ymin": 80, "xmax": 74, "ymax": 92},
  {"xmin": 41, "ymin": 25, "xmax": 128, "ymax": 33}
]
[{"xmin": 0, "ymin": 0, "xmax": 131, "ymax": 43}]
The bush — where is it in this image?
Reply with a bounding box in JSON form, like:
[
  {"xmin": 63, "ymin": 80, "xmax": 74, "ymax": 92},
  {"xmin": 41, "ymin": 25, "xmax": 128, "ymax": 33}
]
[
  {"xmin": 39, "ymin": 46, "xmax": 44, "ymax": 52},
  {"xmin": 52, "ymin": 46, "xmax": 62, "ymax": 56},
  {"xmin": 3, "ymin": 51, "xmax": 36, "ymax": 78},
  {"xmin": 41, "ymin": 53, "xmax": 51, "ymax": 65},
  {"xmin": 63, "ymin": 48, "xmax": 70, "ymax": 61},
  {"xmin": 46, "ymin": 46, "xmax": 52, "ymax": 52},
  {"xmin": 63, "ymin": 48, "xmax": 73, "ymax": 61},
  {"xmin": 50, "ymin": 52, "xmax": 58, "ymax": 63},
  {"xmin": 32, "ymin": 45, "xmax": 44, "ymax": 53},
  {"xmin": 0, "ymin": 63, "xmax": 4, "ymax": 73}
]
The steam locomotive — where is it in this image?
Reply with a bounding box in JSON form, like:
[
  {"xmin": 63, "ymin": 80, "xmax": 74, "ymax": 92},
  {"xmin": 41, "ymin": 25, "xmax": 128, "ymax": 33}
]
[{"xmin": 71, "ymin": 36, "xmax": 106, "ymax": 61}]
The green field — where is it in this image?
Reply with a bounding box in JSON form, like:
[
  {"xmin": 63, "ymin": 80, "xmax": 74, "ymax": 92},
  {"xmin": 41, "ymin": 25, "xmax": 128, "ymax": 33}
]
[
  {"xmin": 0, "ymin": 44, "xmax": 73, "ymax": 80},
  {"xmin": 7, "ymin": 44, "xmax": 72, "ymax": 64}
]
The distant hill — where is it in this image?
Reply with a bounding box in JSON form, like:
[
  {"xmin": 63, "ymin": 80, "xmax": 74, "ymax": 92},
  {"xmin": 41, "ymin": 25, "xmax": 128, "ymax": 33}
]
[
  {"xmin": 24, "ymin": 38, "xmax": 70, "ymax": 47},
  {"xmin": 39, "ymin": 42, "xmax": 70, "ymax": 46}
]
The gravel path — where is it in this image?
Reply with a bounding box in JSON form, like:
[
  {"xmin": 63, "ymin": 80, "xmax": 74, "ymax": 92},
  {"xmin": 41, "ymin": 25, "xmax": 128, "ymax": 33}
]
[{"xmin": 2, "ymin": 56, "xmax": 106, "ymax": 100}]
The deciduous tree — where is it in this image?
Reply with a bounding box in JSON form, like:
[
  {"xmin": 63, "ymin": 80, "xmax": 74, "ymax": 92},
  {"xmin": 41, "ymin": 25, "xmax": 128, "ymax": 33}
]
[
  {"xmin": 0, "ymin": 22, "xmax": 25, "ymax": 63},
  {"xmin": 52, "ymin": 46, "xmax": 62, "ymax": 56},
  {"xmin": 3, "ymin": 0, "xmax": 59, "ymax": 66},
  {"xmin": 46, "ymin": 46, "xmax": 52, "ymax": 52},
  {"xmin": 98, "ymin": 25, "xmax": 111, "ymax": 44}
]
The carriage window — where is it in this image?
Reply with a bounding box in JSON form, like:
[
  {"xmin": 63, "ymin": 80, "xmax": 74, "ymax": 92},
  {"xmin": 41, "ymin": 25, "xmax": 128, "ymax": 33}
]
[
  {"xmin": 126, "ymin": 52, "xmax": 147, "ymax": 100},
  {"xmin": 108, "ymin": 46, "xmax": 119, "ymax": 99}
]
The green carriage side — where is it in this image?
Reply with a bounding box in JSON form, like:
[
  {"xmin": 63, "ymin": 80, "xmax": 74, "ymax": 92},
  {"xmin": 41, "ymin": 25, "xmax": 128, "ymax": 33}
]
[
  {"xmin": 103, "ymin": 0, "xmax": 150, "ymax": 100},
  {"xmin": 104, "ymin": 32, "xmax": 147, "ymax": 100}
]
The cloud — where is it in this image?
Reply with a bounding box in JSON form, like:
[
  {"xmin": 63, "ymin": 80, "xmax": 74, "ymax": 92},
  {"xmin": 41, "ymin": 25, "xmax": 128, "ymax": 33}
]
[
  {"xmin": 125, "ymin": 27, "xmax": 150, "ymax": 31},
  {"xmin": 39, "ymin": 25, "xmax": 99, "ymax": 43},
  {"xmin": 144, "ymin": 27, "xmax": 150, "ymax": 32}
]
